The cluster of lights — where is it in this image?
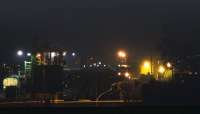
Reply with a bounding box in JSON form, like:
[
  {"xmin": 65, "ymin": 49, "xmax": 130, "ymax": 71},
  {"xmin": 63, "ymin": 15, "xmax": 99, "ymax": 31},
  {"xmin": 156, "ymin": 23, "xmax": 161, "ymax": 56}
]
[
  {"xmin": 157, "ymin": 62, "xmax": 172, "ymax": 74},
  {"xmin": 27, "ymin": 53, "xmax": 31, "ymax": 56},
  {"xmin": 140, "ymin": 60, "xmax": 173, "ymax": 78},
  {"xmin": 118, "ymin": 71, "xmax": 132, "ymax": 79},
  {"xmin": 17, "ymin": 50, "xmax": 76, "ymax": 58},
  {"xmin": 3, "ymin": 77, "xmax": 18, "ymax": 89},
  {"xmin": 83, "ymin": 62, "xmax": 107, "ymax": 68},
  {"xmin": 50, "ymin": 52, "xmax": 72, "ymax": 57},
  {"xmin": 17, "ymin": 50, "xmax": 32, "ymax": 57}
]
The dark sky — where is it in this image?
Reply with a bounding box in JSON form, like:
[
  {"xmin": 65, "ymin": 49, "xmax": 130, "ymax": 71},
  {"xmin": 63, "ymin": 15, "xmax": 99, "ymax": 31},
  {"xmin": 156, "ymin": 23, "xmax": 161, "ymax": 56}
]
[{"xmin": 0, "ymin": 0, "xmax": 200, "ymax": 63}]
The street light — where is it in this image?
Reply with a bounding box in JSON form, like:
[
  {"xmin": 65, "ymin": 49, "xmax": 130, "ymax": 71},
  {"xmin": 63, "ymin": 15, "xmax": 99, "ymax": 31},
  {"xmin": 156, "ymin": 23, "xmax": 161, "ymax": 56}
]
[
  {"xmin": 125, "ymin": 72, "xmax": 131, "ymax": 79},
  {"xmin": 141, "ymin": 60, "xmax": 151, "ymax": 75},
  {"xmin": 17, "ymin": 50, "xmax": 23, "ymax": 56},
  {"xmin": 117, "ymin": 50, "xmax": 127, "ymax": 64},
  {"xmin": 51, "ymin": 52, "xmax": 56, "ymax": 58},
  {"xmin": 144, "ymin": 61, "xmax": 151, "ymax": 68},
  {"xmin": 63, "ymin": 52, "xmax": 67, "ymax": 56},
  {"xmin": 166, "ymin": 62, "xmax": 172, "ymax": 68},
  {"xmin": 118, "ymin": 72, "xmax": 122, "ymax": 76},
  {"xmin": 27, "ymin": 53, "xmax": 31, "ymax": 57},
  {"xmin": 166, "ymin": 62, "xmax": 174, "ymax": 80},
  {"xmin": 125, "ymin": 72, "xmax": 130, "ymax": 77},
  {"xmin": 118, "ymin": 51, "xmax": 126, "ymax": 58},
  {"xmin": 72, "ymin": 52, "xmax": 76, "ymax": 57}
]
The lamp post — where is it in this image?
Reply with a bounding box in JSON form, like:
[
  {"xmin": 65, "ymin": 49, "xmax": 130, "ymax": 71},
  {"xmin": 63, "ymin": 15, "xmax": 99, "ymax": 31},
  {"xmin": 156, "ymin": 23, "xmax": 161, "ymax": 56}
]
[
  {"xmin": 16, "ymin": 50, "xmax": 33, "ymax": 76},
  {"xmin": 117, "ymin": 50, "xmax": 127, "ymax": 65},
  {"xmin": 166, "ymin": 62, "xmax": 174, "ymax": 79},
  {"xmin": 16, "ymin": 50, "xmax": 24, "ymax": 76}
]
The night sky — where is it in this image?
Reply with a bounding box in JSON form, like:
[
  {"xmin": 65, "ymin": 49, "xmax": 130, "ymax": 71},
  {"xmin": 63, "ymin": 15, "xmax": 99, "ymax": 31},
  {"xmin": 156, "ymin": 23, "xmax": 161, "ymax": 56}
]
[{"xmin": 0, "ymin": 0, "xmax": 200, "ymax": 63}]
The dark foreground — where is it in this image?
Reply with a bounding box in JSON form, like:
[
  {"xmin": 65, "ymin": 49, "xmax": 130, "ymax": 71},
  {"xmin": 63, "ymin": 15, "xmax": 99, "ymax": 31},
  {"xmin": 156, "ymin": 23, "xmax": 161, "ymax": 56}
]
[{"xmin": 0, "ymin": 100, "xmax": 144, "ymax": 107}]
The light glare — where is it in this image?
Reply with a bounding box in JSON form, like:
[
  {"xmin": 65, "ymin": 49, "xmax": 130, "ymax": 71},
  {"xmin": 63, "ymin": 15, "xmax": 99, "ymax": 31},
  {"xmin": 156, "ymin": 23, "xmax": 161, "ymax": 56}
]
[
  {"xmin": 158, "ymin": 66, "xmax": 166, "ymax": 74},
  {"xmin": 17, "ymin": 50, "xmax": 23, "ymax": 56},
  {"xmin": 27, "ymin": 53, "xmax": 31, "ymax": 56}
]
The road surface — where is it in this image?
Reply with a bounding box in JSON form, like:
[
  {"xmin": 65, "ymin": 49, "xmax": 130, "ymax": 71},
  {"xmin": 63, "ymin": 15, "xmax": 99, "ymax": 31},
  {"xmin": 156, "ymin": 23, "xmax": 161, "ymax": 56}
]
[{"xmin": 0, "ymin": 100, "xmax": 143, "ymax": 107}]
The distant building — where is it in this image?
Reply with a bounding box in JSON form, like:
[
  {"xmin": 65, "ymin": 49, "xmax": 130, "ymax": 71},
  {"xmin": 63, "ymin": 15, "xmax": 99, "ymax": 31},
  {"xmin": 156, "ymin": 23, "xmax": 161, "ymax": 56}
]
[
  {"xmin": 63, "ymin": 51, "xmax": 81, "ymax": 71},
  {"xmin": 33, "ymin": 48, "xmax": 81, "ymax": 71}
]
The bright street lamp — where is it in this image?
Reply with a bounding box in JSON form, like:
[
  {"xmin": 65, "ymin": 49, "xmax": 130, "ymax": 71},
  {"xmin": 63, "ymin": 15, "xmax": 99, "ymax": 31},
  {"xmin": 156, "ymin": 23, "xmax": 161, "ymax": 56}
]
[
  {"xmin": 63, "ymin": 52, "xmax": 67, "ymax": 56},
  {"xmin": 140, "ymin": 60, "xmax": 151, "ymax": 75},
  {"xmin": 144, "ymin": 61, "xmax": 151, "ymax": 68},
  {"xmin": 118, "ymin": 51, "xmax": 126, "ymax": 58},
  {"xmin": 51, "ymin": 52, "xmax": 56, "ymax": 58},
  {"xmin": 117, "ymin": 50, "xmax": 127, "ymax": 64},
  {"xmin": 125, "ymin": 72, "xmax": 130, "ymax": 77},
  {"xmin": 72, "ymin": 52, "xmax": 76, "ymax": 57},
  {"xmin": 166, "ymin": 62, "xmax": 172, "ymax": 68},
  {"xmin": 118, "ymin": 72, "xmax": 122, "ymax": 76},
  {"xmin": 27, "ymin": 53, "xmax": 31, "ymax": 57},
  {"xmin": 17, "ymin": 50, "xmax": 23, "ymax": 56}
]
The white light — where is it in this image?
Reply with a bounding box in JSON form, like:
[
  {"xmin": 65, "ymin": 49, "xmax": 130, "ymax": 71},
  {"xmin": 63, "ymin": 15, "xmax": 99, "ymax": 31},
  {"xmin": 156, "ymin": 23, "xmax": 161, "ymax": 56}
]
[
  {"xmin": 51, "ymin": 52, "xmax": 56, "ymax": 58},
  {"xmin": 89, "ymin": 65, "xmax": 93, "ymax": 67},
  {"xmin": 93, "ymin": 63, "xmax": 97, "ymax": 66},
  {"xmin": 125, "ymin": 72, "xmax": 130, "ymax": 77},
  {"xmin": 121, "ymin": 64, "xmax": 128, "ymax": 68},
  {"xmin": 72, "ymin": 52, "xmax": 76, "ymax": 57},
  {"xmin": 17, "ymin": 50, "xmax": 23, "ymax": 56},
  {"xmin": 83, "ymin": 65, "xmax": 86, "ymax": 68},
  {"xmin": 63, "ymin": 52, "xmax": 67, "ymax": 56},
  {"xmin": 98, "ymin": 62, "xmax": 102, "ymax": 65},
  {"xmin": 104, "ymin": 65, "xmax": 106, "ymax": 67},
  {"xmin": 167, "ymin": 62, "xmax": 172, "ymax": 68},
  {"xmin": 118, "ymin": 72, "xmax": 121, "ymax": 76},
  {"xmin": 27, "ymin": 53, "xmax": 31, "ymax": 56}
]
